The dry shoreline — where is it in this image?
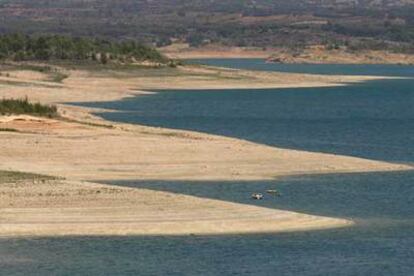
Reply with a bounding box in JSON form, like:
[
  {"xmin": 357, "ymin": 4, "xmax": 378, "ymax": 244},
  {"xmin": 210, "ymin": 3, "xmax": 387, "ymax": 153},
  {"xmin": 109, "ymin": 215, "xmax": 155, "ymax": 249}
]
[
  {"xmin": 0, "ymin": 179, "xmax": 353, "ymax": 237},
  {"xmin": 161, "ymin": 44, "xmax": 414, "ymax": 65},
  {"xmin": 0, "ymin": 63, "xmax": 412, "ymax": 237}
]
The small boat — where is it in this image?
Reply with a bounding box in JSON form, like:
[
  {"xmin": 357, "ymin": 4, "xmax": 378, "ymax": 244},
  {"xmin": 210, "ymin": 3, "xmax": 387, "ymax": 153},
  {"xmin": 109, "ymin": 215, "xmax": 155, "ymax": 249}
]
[
  {"xmin": 251, "ymin": 193, "xmax": 264, "ymax": 200},
  {"xmin": 266, "ymin": 189, "xmax": 281, "ymax": 196}
]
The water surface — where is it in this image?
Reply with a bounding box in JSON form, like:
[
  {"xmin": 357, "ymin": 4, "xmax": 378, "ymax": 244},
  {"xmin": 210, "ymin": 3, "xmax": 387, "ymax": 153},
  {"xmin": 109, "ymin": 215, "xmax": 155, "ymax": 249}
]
[
  {"xmin": 75, "ymin": 77, "xmax": 414, "ymax": 163},
  {"xmin": 2, "ymin": 171, "xmax": 413, "ymax": 276},
  {"xmin": 2, "ymin": 60, "xmax": 413, "ymax": 275},
  {"xmin": 188, "ymin": 58, "xmax": 414, "ymax": 76}
]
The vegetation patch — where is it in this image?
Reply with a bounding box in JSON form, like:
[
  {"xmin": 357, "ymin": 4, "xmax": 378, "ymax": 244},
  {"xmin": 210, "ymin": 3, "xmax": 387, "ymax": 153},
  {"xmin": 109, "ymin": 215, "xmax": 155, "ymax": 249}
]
[
  {"xmin": 62, "ymin": 117, "xmax": 114, "ymax": 129},
  {"xmin": 0, "ymin": 1, "xmax": 413, "ymax": 53},
  {"xmin": 14, "ymin": 64, "xmax": 53, "ymax": 73},
  {"xmin": 0, "ymin": 79, "xmax": 63, "ymax": 88},
  {"xmin": 0, "ymin": 97, "xmax": 58, "ymax": 118},
  {"xmin": 49, "ymin": 72, "xmax": 69, "ymax": 83},
  {"xmin": 0, "ymin": 128, "xmax": 19, "ymax": 132},
  {"xmin": 0, "ymin": 34, "xmax": 170, "ymax": 65},
  {"xmin": 0, "ymin": 170, "xmax": 57, "ymax": 184}
]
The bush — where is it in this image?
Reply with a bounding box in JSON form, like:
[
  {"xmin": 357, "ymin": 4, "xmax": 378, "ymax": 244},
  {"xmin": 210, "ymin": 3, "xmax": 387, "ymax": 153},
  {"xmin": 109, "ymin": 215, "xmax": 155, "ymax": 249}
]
[{"xmin": 0, "ymin": 97, "xmax": 58, "ymax": 118}]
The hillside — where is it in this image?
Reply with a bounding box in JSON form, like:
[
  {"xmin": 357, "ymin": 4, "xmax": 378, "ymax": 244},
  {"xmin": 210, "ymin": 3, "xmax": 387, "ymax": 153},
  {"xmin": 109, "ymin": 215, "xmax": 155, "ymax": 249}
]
[
  {"xmin": 0, "ymin": 34, "xmax": 168, "ymax": 64},
  {"xmin": 0, "ymin": 0, "xmax": 414, "ymax": 57}
]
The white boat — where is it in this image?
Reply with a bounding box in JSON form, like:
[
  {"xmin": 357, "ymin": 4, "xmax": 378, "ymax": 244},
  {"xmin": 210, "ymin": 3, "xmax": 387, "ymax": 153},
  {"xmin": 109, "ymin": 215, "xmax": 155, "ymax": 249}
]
[{"xmin": 251, "ymin": 193, "xmax": 264, "ymax": 200}]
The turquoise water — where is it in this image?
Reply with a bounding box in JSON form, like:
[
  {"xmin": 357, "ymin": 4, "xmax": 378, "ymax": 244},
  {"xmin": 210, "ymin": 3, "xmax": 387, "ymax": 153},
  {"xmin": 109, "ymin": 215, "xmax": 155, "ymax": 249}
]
[
  {"xmin": 2, "ymin": 171, "xmax": 413, "ymax": 275},
  {"xmin": 188, "ymin": 58, "xmax": 414, "ymax": 76},
  {"xmin": 2, "ymin": 60, "xmax": 414, "ymax": 275},
  {"xmin": 77, "ymin": 79, "xmax": 414, "ymax": 163}
]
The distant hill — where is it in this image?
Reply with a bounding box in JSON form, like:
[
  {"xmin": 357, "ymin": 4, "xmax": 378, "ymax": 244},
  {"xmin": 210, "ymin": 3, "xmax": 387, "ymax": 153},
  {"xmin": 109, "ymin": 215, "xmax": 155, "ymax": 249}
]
[
  {"xmin": 1, "ymin": 0, "xmax": 413, "ymax": 53},
  {"xmin": 0, "ymin": 34, "xmax": 168, "ymax": 64}
]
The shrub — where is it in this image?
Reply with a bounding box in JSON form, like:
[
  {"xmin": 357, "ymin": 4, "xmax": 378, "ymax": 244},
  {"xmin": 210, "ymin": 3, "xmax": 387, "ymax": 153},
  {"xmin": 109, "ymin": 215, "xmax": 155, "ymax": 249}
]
[{"xmin": 0, "ymin": 97, "xmax": 58, "ymax": 118}]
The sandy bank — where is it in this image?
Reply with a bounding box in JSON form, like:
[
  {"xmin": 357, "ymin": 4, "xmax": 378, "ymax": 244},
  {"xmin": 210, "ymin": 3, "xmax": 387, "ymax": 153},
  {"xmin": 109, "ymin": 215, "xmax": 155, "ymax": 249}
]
[
  {"xmin": 0, "ymin": 116, "xmax": 409, "ymax": 182},
  {"xmin": 0, "ymin": 63, "xmax": 394, "ymax": 106},
  {"xmin": 0, "ymin": 115, "xmax": 409, "ymax": 237},
  {"xmin": 161, "ymin": 44, "xmax": 414, "ymax": 65},
  {"xmin": 0, "ymin": 64, "xmax": 411, "ymax": 237},
  {"xmin": 0, "ymin": 179, "xmax": 351, "ymax": 237}
]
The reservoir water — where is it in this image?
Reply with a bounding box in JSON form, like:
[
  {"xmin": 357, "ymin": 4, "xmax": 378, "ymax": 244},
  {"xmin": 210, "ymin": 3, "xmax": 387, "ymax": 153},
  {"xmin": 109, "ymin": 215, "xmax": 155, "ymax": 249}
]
[
  {"xmin": 1, "ymin": 60, "xmax": 413, "ymax": 275},
  {"xmin": 80, "ymin": 78, "xmax": 414, "ymax": 163},
  {"xmin": 188, "ymin": 58, "xmax": 414, "ymax": 77}
]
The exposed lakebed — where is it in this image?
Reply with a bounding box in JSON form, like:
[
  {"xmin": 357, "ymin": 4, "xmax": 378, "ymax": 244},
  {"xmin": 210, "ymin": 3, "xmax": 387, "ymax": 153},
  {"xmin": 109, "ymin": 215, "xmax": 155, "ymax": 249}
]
[{"xmin": 2, "ymin": 61, "xmax": 413, "ymax": 275}]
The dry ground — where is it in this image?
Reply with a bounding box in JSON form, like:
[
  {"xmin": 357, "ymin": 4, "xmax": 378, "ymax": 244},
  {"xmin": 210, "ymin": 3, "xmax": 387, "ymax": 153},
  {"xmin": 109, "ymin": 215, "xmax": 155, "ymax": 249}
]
[
  {"xmin": 161, "ymin": 43, "xmax": 414, "ymax": 64},
  {"xmin": 0, "ymin": 63, "xmax": 411, "ymax": 237}
]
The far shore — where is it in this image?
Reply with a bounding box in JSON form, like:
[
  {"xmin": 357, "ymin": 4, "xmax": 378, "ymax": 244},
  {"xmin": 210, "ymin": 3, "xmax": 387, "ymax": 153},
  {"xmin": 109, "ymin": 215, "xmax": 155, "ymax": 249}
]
[
  {"xmin": 160, "ymin": 44, "xmax": 414, "ymax": 65},
  {"xmin": 0, "ymin": 62, "xmax": 412, "ymax": 237}
]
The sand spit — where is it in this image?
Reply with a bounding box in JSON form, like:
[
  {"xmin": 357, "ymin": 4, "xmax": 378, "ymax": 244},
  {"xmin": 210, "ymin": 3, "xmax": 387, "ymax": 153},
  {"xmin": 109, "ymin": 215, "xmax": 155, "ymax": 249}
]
[
  {"xmin": 0, "ymin": 115, "xmax": 409, "ymax": 237},
  {"xmin": 0, "ymin": 63, "xmax": 395, "ymax": 106},
  {"xmin": 0, "ymin": 179, "xmax": 352, "ymax": 237},
  {"xmin": 0, "ymin": 64, "xmax": 411, "ymax": 236},
  {"xmin": 0, "ymin": 116, "xmax": 409, "ymax": 182}
]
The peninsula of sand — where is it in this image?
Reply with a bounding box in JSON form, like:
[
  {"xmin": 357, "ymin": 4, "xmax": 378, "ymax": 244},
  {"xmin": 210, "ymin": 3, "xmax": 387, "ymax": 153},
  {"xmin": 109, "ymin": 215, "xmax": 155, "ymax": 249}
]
[{"xmin": 0, "ymin": 62, "xmax": 411, "ymax": 237}]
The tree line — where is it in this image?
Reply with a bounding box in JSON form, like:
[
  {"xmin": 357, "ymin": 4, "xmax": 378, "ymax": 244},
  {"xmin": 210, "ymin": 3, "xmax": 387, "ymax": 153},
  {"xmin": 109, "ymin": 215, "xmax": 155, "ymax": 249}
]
[{"xmin": 0, "ymin": 34, "xmax": 168, "ymax": 64}]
